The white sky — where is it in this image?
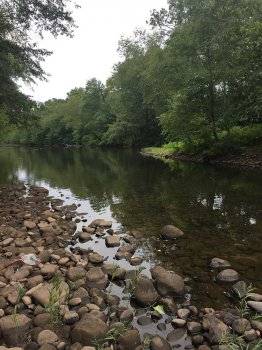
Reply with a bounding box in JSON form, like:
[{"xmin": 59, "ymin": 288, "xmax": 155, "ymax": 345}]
[{"xmin": 20, "ymin": 0, "xmax": 167, "ymax": 102}]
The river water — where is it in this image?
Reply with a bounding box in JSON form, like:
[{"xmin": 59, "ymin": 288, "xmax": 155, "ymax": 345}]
[{"xmin": 0, "ymin": 146, "xmax": 261, "ymax": 309}]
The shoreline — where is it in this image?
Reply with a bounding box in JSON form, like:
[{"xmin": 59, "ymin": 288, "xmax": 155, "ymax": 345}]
[
  {"xmin": 141, "ymin": 148, "xmax": 262, "ymax": 170},
  {"xmin": 0, "ymin": 184, "xmax": 261, "ymax": 349}
]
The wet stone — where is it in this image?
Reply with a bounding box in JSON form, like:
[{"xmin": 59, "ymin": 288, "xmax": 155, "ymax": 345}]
[
  {"xmin": 177, "ymin": 308, "xmax": 190, "ymax": 320},
  {"xmin": 210, "ymin": 258, "xmax": 231, "ymax": 269},
  {"xmin": 232, "ymin": 318, "xmax": 251, "ymax": 334},
  {"xmin": 166, "ymin": 328, "xmax": 186, "ymax": 342},
  {"xmin": 217, "ymin": 269, "xmax": 239, "ymax": 283},
  {"xmin": 187, "ymin": 321, "xmax": 202, "ymax": 333},
  {"xmin": 247, "ymin": 301, "xmax": 262, "ymax": 313},
  {"xmin": 137, "ymin": 316, "xmax": 152, "ymax": 326},
  {"xmin": 105, "ymin": 235, "xmax": 120, "ymax": 247},
  {"xmin": 151, "ymin": 335, "xmax": 172, "ymax": 350},
  {"xmin": 172, "ymin": 318, "xmax": 187, "ymax": 328},
  {"xmin": 157, "ymin": 323, "xmax": 167, "ymax": 331}
]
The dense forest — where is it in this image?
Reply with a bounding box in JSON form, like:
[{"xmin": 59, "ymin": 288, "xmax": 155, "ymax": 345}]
[{"xmin": 1, "ymin": 0, "xmax": 262, "ymax": 156}]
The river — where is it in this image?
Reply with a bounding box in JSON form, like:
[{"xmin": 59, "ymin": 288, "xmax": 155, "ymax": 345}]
[{"xmin": 0, "ymin": 146, "xmax": 261, "ymax": 309}]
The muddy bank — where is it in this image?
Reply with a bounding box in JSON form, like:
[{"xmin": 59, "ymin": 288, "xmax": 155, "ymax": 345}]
[
  {"xmin": 142, "ymin": 148, "xmax": 262, "ymax": 170},
  {"xmin": 0, "ymin": 185, "xmax": 261, "ymax": 349}
]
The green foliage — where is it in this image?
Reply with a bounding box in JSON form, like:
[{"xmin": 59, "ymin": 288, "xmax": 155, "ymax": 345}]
[
  {"xmin": 0, "ymin": 0, "xmax": 77, "ymax": 125},
  {"xmin": 2, "ymin": 0, "xmax": 261, "ymax": 153}
]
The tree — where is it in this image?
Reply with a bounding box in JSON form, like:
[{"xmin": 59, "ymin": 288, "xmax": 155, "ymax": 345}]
[{"xmin": 0, "ymin": 0, "xmax": 78, "ymax": 124}]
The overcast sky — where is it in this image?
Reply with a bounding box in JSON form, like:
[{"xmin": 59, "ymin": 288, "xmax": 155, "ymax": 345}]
[{"xmin": 20, "ymin": 0, "xmax": 167, "ymax": 102}]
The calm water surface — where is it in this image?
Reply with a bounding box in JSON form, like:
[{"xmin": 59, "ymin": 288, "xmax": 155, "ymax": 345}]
[{"xmin": 0, "ymin": 146, "xmax": 261, "ymax": 309}]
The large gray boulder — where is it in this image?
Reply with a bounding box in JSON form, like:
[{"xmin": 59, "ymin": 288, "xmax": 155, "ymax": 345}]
[
  {"xmin": 151, "ymin": 266, "xmax": 185, "ymax": 296},
  {"xmin": 134, "ymin": 275, "xmax": 159, "ymax": 306},
  {"xmin": 160, "ymin": 225, "xmax": 184, "ymax": 240},
  {"xmin": 71, "ymin": 318, "xmax": 108, "ymax": 346}
]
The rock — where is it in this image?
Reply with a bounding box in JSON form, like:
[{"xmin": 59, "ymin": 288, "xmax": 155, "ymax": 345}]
[
  {"xmin": 251, "ymin": 320, "xmax": 262, "ymax": 332},
  {"xmin": 86, "ymin": 267, "xmax": 108, "ymax": 289},
  {"xmin": 130, "ymin": 256, "xmax": 143, "ymax": 266},
  {"xmin": 64, "ymin": 311, "xmax": 79, "ymax": 325},
  {"xmin": 232, "ymin": 281, "xmax": 247, "ymax": 298},
  {"xmin": 134, "ymin": 275, "xmax": 159, "ymax": 307},
  {"xmin": 244, "ymin": 329, "xmax": 258, "ymax": 342},
  {"xmin": 82, "ymin": 347, "xmax": 96, "ymax": 350},
  {"xmin": 27, "ymin": 275, "xmax": 44, "ymax": 289},
  {"xmin": 217, "ymin": 269, "xmax": 239, "ymax": 283},
  {"xmin": 177, "ymin": 308, "xmax": 190, "ymax": 320},
  {"xmin": 157, "ymin": 323, "xmax": 166, "ymax": 331},
  {"xmin": 88, "ymin": 252, "xmax": 105, "ymax": 264},
  {"xmin": 166, "ymin": 328, "xmax": 185, "ymax": 342},
  {"xmin": 79, "ymin": 232, "xmax": 92, "ymax": 241},
  {"xmin": 0, "ymin": 315, "xmax": 32, "ymax": 345},
  {"xmin": 232, "ymin": 318, "xmax": 251, "ymax": 334},
  {"xmin": 58, "ymin": 257, "xmax": 70, "ymax": 265},
  {"xmin": 37, "ymin": 250, "xmax": 51, "ymax": 264},
  {"xmin": 102, "ymin": 264, "xmax": 126, "ymax": 280},
  {"xmin": 38, "ymin": 330, "xmax": 58, "ymax": 345},
  {"xmin": 137, "ymin": 316, "xmax": 152, "ymax": 326},
  {"xmin": 187, "ymin": 321, "xmax": 202, "ymax": 333},
  {"xmin": 151, "ymin": 266, "xmax": 184, "ymax": 296},
  {"xmin": 31, "ymin": 282, "xmax": 69, "ymax": 306},
  {"xmin": 2, "ymin": 238, "xmax": 14, "ymax": 247},
  {"xmin": 40, "ymin": 264, "xmax": 58, "ymax": 275},
  {"xmin": 24, "ymin": 220, "xmax": 36, "ymax": 229},
  {"xmin": 171, "ymin": 318, "xmax": 186, "ymax": 327},
  {"xmin": 203, "ymin": 314, "xmax": 228, "ymax": 344},
  {"xmin": 247, "ymin": 301, "xmax": 262, "ymax": 313},
  {"xmin": 119, "ymin": 309, "xmax": 134, "ymax": 323},
  {"xmin": 82, "ymin": 226, "xmax": 95, "ymax": 234},
  {"xmin": 210, "ymin": 258, "xmax": 231, "ymax": 269},
  {"xmin": 150, "ymin": 335, "xmax": 172, "ymax": 350},
  {"xmin": 10, "ymin": 267, "xmax": 30, "ymax": 282},
  {"xmin": 71, "ymin": 318, "xmax": 108, "ymax": 346},
  {"xmin": 160, "ymin": 225, "xmax": 184, "ymax": 240},
  {"xmin": 68, "ymin": 298, "xmax": 81, "ymax": 307},
  {"xmin": 192, "ymin": 334, "xmax": 204, "ymax": 346},
  {"xmin": 34, "ymin": 313, "xmax": 51, "ymax": 328},
  {"xmin": 160, "ymin": 297, "xmax": 176, "ymax": 313},
  {"xmin": 247, "ymin": 293, "xmax": 262, "ymax": 302},
  {"xmin": 105, "ymin": 235, "xmax": 120, "ymax": 247},
  {"xmin": 118, "ymin": 329, "xmax": 141, "ymax": 350},
  {"xmin": 67, "ymin": 266, "xmax": 86, "ymax": 281}
]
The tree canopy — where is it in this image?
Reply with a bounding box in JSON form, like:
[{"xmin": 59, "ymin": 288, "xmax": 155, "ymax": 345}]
[
  {"xmin": 0, "ymin": 0, "xmax": 77, "ymax": 124},
  {"xmin": 3, "ymin": 0, "xmax": 262, "ymax": 153}
]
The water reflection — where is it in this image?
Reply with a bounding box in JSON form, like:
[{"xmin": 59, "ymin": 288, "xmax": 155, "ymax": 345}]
[{"xmin": 0, "ymin": 146, "xmax": 261, "ymax": 307}]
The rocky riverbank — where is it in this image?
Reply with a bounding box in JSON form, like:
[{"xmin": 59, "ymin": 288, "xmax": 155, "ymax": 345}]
[
  {"xmin": 142, "ymin": 148, "xmax": 262, "ymax": 170},
  {"xmin": 0, "ymin": 184, "xmax": 261, "ymax": 350}
]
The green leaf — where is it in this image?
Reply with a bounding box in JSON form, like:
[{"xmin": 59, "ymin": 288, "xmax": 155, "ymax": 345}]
[{"xmin": 153, "ymin": 305, "xmax": 165, "ymax": 315}]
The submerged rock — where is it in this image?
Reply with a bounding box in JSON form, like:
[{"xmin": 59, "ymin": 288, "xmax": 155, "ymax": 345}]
[
  {"xmin": 217, "ymin": 269, "xmax": 239, "ymax": 283},
  {"xmin": 160, "ymin": 225, "xmax": 184, "ymax": 240}
]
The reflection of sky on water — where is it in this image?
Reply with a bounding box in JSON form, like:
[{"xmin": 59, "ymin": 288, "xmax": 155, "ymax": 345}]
[{"xmin": 16, "ymin": 167, "xmax": 121, "ymax": 231}]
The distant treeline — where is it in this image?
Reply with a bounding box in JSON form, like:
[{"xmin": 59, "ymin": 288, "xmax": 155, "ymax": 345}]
[{"xmin": 3, "ymin": 0, "xmax": 262, "ymax": 151}]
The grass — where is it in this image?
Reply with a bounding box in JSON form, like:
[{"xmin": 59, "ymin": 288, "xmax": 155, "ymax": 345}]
[
  {"xmin": 220, "ymin": 283, "xmax": 262, "ymax": 349},
  {"xmin": 45, "ymin": 273, "xmax": 63, "ymax": 329},
  {"xmin": 92, "ymin": 322, "xmax": 127, "ymax": 349},
  {"xmin": 12, "ymin": 286, "xmax": 25, "ymax": 343},
  {"xmin": 142, "ymin": 125, "xmax": 262, "ymax": 159},
  {"xmin": 126, "ymin": 266, "xmax": 145, "ymax": 306}
]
